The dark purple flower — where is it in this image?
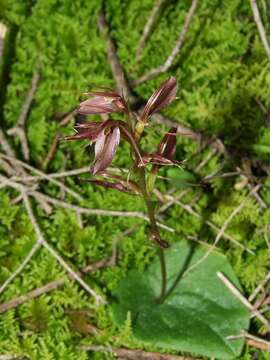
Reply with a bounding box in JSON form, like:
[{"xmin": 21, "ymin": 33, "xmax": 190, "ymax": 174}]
[
  {"xmin": 140, "ymin": 77, "xmax": 178, "ymax": 122},
  {"xmin": 158, "ymin": 127, "xmax": 177, "ymax": 160},
  {"xmin": 77, "ymin": 91, "xmax": 127, "ymax": 115},
  {"xmin": 66, "ymin": 119, "xmax": 143, "ymax": 175},
  {"xmin": 137, "ymin": 127, "xmax": 179, "ymax": 167},
  {"xmin": 91, "ymin": 126, "xmax": 120, "ymax": 175},
  {"xmin": 65, "ymin": 120, "xmax": 119, "ymax": 174}
]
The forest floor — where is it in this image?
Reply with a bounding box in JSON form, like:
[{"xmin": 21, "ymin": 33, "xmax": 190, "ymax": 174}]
[{"xmin": 1, "ymin": 0, "xmax": 270, "ymax": 359}]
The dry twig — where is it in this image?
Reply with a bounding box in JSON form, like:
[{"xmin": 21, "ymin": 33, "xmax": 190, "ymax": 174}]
[
  {"xmin": 7, "ymin": 69, "xmax": 40, "ymax": 160},
  {"xmin": 0, "ymin": 127, "xmax": 52, "ymax": 214},
  {"xmin": 136, "ymin": 0, "xmax": 167, "ymax": 60},
  {"xmin": 0, "ymin": 226, "xmax": 136, "ymax": 313},
  {"xmin": 0, "ymin": 279, "xmax": 65, "ymax": 314},
  {"xmin": 0, "ymin": 174, "xmax": 174, "ymax": 233},
  {"xmin": 249, "ymin": 271, "xmax": 270, "ymax": 302},
  {"xmin": 217, "ymin": 272, "xmax": 270, "ymax": 330},
  {"xmin": 250, "ymin": 0, "xmax": 270, "ymax": 61},
  {"xmin": 97, "ymin": 8, "xmax": 136, "ymax": 102},
  {"xmin": 42, "ymin": 109, "xmax": 77, "ymax": 169},
  {"xmin": 182, "ymin": 185, "xmax": 259, "ymax": 277},
  {"xmin": 0, "ymin": 355, "xmax": 28, "ymax": 360},
  {"xmin": 1, "ymin": 154, "xmax": 83, "ymax": 202},
  {"xmin": 161, "ymin": 194, "xmax": 253, "ymax": 253},
  {"xmin": 42, "ymin": 133, "xmax": 60, "ymax": 170},
  {"xmin": 21, "ymin": 191, "xmax": 104, "ymax": 304},
  {"xmin": 0, "ymin": 174, "xmax": 104, "ymax": 304},
  {"xmin": 0, "ymin": 242, "xmax": 41, "ymax": 295},
  {"xmin": 11, "ymin": 166, "xmax": 90, "ymax": 182},
  {"xmin": 133, "ymin": 0, "xmax": 199, "ymax": 86},
  {"xmin": 81, "ymin": 345, "xmax": 198, "ymax": 360}
]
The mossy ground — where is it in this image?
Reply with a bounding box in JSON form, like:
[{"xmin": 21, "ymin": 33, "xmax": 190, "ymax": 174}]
[{"xmin": 1, "ymin": 0, "xmax": 270, "ymax": 359}]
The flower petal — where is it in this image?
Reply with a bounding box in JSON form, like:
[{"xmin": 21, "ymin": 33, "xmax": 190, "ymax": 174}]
[
  {"xmin": 94, "ymin": 129, "xmax": 106, "ymax": 159},
  {"xmin": 141, "ymin": 77, "xmax": 178, "ymax": 121},
  {"xmin": 138, "ymin": 153, "xmax": 176, "ymax": 166},
  {"xmin": 78, "ymin": 97, "xmax": 116, "ymax": 114},
  {"xmin": 91, "ymin": 127, "xmax": 121, "ymax": 175},
  {"xmin": 158, "ymin": 127, "xmax": 177, "ymax": 159}
]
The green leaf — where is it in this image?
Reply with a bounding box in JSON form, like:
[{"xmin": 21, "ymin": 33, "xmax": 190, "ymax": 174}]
[
  {"xmin": 252, "ymin": 144, "xmax": 270, "ymax": 154},
  {"xmin": 166, "ymin": 168, "xmax": 197, "ymax": 189},
  {"xmin": 112, "ymin": 241, "xmax": 250, "ymax": 359}
]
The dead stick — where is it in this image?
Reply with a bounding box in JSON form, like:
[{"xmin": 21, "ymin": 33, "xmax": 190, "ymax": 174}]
[
  {"xmin": 136, "ymin": 0, "xmax": 167, "ymax": 60},
  {"xmin": 133, "ymin": 0, "xmax": 199, "ymax": 86},
  {"xmin": 81, "ymin": 345, "xmax": 198, "ymax": 360},
  {"xmin": 0, "ymin": 174, "xmax": 173, "ymax": 232},
  {"xmin": 250, "ymin": 0, "xmax": 270, "ymax": 61},
  {"xmin": 42, "ymin": 133, "xmax": 60, "ymax": 170},
  {"xmin": 21, "ymin": 191, "xmax": 104, "ymax": 304},
  {"xmin": 163, "ymin": 195, "xmax": 253, "ymax": 254},
  {"xmin": 11, "ymin": 166, "xmax": 89, "ymax": 182},
  {"xmin": 0, "ymin": 226, "xmax": 134, "ymax": 314},
  {"xmin": 0, "ymin": 242, "xmax": 41, "ymax": 295},
  {"xmin": 1, "ymin": 154, "xmax": 83, "ymax": 202},
  {"xmin": 249, "ymin": 271, "xmax": 270, "ymax": 302},
  {"xmin": 0, "ymin": 279, "xmax": 64, "ymax": 314},
  {"xmin": 0, "ymin": 127, "xmax": 52, "ymax": 214},
  {"xmin": 217, "ymin": 272, "xmax": 270, "ymax": 330},
  {"xmin": 7, "ymin": 69, "xmax": 40, "ymax": 160},
  {"xmin": 182, "ymin": 185, "xmax": 260, "ymax": 277},
  {"xmin": 97, "ymin": 8, "xmax": 136, "ymax": 102}
]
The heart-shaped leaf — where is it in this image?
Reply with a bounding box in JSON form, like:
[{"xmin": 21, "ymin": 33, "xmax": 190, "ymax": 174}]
[{"xmin": 112, "ymin": 241, "xmax": 250, "ymax": 359}]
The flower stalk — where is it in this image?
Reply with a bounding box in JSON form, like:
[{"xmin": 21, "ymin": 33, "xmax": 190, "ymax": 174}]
[{"xmin": 67, "ymin": 77, "xmax": 178, "ymax": 303}]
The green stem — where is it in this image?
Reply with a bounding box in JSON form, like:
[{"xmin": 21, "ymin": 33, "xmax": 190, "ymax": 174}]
[
  {"xmin": 136, "ymin": 166, "xmax": 167, "ymax": 303},
  {"xmin": 157, "ymin": 247, "xmax": 167, "ymax": 303}
]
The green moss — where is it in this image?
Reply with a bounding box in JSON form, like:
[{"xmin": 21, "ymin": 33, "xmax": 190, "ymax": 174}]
[{"xmin": 1, "ymin": 0, "xmax": 270, "ymax": 358}]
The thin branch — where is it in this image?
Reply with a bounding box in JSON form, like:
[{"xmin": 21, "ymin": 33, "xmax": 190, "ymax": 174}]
[
  {"xmin": 1, "ymin": 154, "xmax": 83, "ymax": 202},
  {"xmin": 0, "ymin": 242, "xmax": 41, "ymax": 295},
  {"xmin": 80, "ymin": 345, "xmax": 198, "ymax": 360},
  {"xmin": 217, "ymin": 272, "xmax": 270, "ymax": 330},
  {"xmin": 97, "ymin": 8, "xmax": 136, "ymax": 102},
  {"xmin": 250, "ymin": 0, "xmax": 270, "ymax": 60},
  {"xmin": 247, "ymin": 338, "xmax": 270, "ymax": 351},
  {"xmin": 248, "ymin": 183, "xmax": 267, "ymax": 209},
  {"xmin": 0, "ymin": 173, "xmax": 104, "ymax": 303},
  {"xmin": 182, "ymin": 185, "xmax": 259, "ymax": 277},
  {"xmin": 7, "ymin": 69, "xmax": 40, "ymax": 160},
  {"xmin": 11, "ymin": 166, "xmax": 90, "ymax": 182},
  {"xmin": 0, "ymin": 128, "xmax": 17, "ymax": 159},
  {"xmin": 21, "ymin": 191, "xmax": 104, "ymax": 304},
  {"xmin": 0, "ymin": 226, "xmax": 135, "ymax": 314},
  {"xmin": 42, "ymin": 133, "xmax": 60, "ymax": 170},
  {"xmin": 249, "ymin": 271, "xmax": 270, "ymax": 302},
  {"xmin": 0, "ymin": 279, "xmax": 65, "ymax": 314},
  {"xmin": 163, "ymin": 194, "xmax": 254, "ymax": 254},
  {"xmin": 0, "ymin": 355, "xmax": 28, "ymax": 360},
  {"xmin": 133, "ymin": 0, "xmax": 199, "ymax": 86},
  {"xmin": 0, "ymin": 175, "xmax": 174, "ymax": 232},
  {"xmin": 227, "ymin": 331, "xmax": 270, "ymax": 351},
  {"xmin": 136, "ymin": 0, "xmax": 167, "ymax": 60},
  {"xmin": 95, "ymin": 7, "xmax": 228, "ymax": 158},
  {"xmin": 0, "ymin": 128, "xmax": 52, "ymax": 214}
]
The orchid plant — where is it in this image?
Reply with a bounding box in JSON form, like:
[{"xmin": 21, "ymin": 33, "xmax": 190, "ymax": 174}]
[
  {"xmin": 66, "ymin": 78, "xmax": 250, "ymax": 358},
  {"xmin": 67, "ymin": 77, "xmax": 179, "ymax": 303}
]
